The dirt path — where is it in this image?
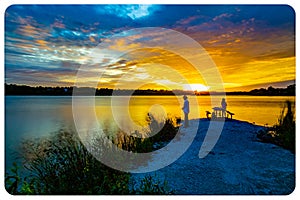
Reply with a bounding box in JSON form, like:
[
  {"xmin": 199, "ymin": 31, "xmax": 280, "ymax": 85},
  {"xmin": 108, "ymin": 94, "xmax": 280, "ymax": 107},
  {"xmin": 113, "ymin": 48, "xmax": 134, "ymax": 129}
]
[{"xmin": 132, "ymin": 119, "xmax": 295, "ymax": 194}]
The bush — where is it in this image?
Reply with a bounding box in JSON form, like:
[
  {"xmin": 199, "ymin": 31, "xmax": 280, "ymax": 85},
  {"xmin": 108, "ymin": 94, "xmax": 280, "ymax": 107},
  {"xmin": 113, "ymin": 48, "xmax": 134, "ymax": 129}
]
[
  {"xmin": 257, "ymin": 100, "xmax": 295, "ymax": 153},
  {"xmin": 112, "ymin": 113, "xmax": 179, "ymax": 152},
  {"xmin": 275, "ymin": 100, "xmax": 295, "ymax": 152}
]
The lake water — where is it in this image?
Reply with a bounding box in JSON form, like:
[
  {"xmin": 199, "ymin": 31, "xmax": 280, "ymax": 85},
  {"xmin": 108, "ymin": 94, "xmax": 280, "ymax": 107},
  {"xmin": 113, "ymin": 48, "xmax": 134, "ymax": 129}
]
[{"xmin": 5, "ymin": 95, "xmax": 295, "ymax": 168}]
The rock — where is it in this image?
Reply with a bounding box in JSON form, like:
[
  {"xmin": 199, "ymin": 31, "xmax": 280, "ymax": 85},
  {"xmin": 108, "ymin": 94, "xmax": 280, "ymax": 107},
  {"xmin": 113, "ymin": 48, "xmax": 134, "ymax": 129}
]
[{"xmin": 261, "ymin": 133, "xmax": 273, "ymax": 143}]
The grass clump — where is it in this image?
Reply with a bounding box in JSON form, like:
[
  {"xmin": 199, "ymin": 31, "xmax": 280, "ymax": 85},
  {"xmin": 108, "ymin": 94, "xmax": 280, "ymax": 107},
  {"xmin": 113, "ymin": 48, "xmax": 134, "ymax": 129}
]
[
  {"xmin": 134, "ymin": 175, "xmax": 175, "ymax": 194},
  {"xmin": 113, "ymin": 113, "xmax": 180, "ymax": 153},
  {"xmin": 275, "ymin": 100, "xmax": 295, "ymax": 152},
  {"xmin": 257, "ymin": 100, "xmax": 295, "ymax": 153}
]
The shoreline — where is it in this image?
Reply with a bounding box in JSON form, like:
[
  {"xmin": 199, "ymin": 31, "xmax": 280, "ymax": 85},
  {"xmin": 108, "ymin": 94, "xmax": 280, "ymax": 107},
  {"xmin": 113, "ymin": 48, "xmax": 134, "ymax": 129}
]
[
  {"xmin": 186, "ymin": 118, "xmax": 269, "ymax": 127},
  {"xmin": 132, "ymin": 118, "xmax": 295, "ymax": 194}
]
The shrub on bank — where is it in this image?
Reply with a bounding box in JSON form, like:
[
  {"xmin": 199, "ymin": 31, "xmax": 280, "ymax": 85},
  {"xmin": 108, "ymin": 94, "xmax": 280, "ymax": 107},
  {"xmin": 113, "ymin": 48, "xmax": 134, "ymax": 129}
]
[
  {"xmin": 113, "ymin": 114, "xmax": 179, "ymax": 152},
  {"xmin": 275, "ymin": 100, "xmax": 295, "ymax": 152},
  {"xmin": 257, "ymin": 100, "xmax": 295, "ymax": 153}
]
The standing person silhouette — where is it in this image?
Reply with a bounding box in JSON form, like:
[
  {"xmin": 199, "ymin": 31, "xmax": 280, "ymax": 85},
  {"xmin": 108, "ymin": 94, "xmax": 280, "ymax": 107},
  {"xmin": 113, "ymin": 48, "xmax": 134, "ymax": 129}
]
[
  {"xmin": 221, "ymin": 98, "xmax": 227, "ymax": 117},
  {"xmin": 182, "ymin": 95, "xmax": 190, "ymax": 128}
]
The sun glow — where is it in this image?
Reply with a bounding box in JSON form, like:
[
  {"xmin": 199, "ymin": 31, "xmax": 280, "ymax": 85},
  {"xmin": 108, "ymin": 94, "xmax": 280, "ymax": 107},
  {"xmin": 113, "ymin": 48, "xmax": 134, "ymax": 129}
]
[{"xmin": 183, "ymin": 84, "xmax": 209, "ymax": 92}]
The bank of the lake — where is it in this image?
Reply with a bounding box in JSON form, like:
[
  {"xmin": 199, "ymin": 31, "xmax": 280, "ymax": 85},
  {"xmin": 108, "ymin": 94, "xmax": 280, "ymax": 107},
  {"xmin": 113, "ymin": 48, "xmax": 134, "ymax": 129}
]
[{"xmin": 132, "ymin": 119, "xmax": 295, "ymax": 194}]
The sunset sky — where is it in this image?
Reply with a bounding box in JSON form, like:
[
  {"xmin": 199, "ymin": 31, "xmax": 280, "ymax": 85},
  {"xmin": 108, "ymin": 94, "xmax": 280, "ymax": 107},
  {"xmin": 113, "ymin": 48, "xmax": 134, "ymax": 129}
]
[{"xmin": 5, "ymin": 5, "xmax": 295, "ymax": 91}]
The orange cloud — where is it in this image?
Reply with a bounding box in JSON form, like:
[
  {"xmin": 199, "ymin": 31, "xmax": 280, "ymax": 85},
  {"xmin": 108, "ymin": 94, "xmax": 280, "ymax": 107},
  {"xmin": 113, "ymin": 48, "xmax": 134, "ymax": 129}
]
[{"xmin": 89, "ymin": 36, "xmax": 96, "ymax": 43}]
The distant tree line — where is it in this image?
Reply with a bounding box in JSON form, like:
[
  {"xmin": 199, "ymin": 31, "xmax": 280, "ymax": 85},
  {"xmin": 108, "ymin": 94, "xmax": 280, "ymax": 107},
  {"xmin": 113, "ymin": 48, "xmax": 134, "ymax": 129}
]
[
  {"xmin": 5, "ymin": 84, "xmax": 74, "ymax": 96},
  {"xmin": 4, "ymin": 84, "xmax": 193, "ymax": 96},
  {"xmin": 224, "ymin": 84, "xmax": 295, "ymax": 96},
  {"xmin": 5, "ymin": 83, "xmax": 295, "ymax": 96},
  {"xmin": 248, "ymin": 84, "xmax": 295, "ymax": 96}
]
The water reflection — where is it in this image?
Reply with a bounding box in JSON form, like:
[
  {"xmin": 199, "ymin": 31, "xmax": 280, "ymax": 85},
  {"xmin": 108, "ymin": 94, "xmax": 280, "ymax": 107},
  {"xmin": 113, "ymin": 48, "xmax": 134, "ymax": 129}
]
[
  {"xmin": 6, "ymin": 95, "xmax": 295, "ymax": 142},
  {"xmin": 5, "ymin": 95, "xmax": 295, "ymax": 169}
]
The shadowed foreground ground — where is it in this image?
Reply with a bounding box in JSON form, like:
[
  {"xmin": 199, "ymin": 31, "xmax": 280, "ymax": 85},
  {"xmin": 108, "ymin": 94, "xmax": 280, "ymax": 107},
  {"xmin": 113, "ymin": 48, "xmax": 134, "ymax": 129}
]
[{"xmin": 132, "ymin": 119, "xmax": 295, "ymax": 194}]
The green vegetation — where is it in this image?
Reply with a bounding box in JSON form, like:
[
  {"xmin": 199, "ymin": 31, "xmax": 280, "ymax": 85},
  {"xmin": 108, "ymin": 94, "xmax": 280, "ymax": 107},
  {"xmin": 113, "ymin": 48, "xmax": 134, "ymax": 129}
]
[
  {"xmin": 5, "ymin": 83, "xmax": 192, "ymax": 96},
  {"xmin": 7, "ymin": 131, "xmax": 131, "ymax": 195},
  {"xmin": 133, "ymin": 175, "xmax": 174, "ymax": 195},
  {"xmin": 5, "ymin": 114, "xmax": 179, "ymax": 195},
  {"xmin": 113, "ymin": 114, "xmax": 179, "ymax": 153},
  {"xmin": 257, "ymin": 100, "xmax": 295, "ymax": 153},
  {"xmin": 275, "ymin": 100, "xmax": 295, "ymax": 152}
]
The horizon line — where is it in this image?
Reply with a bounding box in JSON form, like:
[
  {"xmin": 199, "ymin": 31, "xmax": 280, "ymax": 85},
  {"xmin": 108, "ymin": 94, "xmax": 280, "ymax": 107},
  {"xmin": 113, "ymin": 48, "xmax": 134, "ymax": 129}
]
[{"xmin": 5, "ymin": 83, "xmax": 295, "ymax": 94}]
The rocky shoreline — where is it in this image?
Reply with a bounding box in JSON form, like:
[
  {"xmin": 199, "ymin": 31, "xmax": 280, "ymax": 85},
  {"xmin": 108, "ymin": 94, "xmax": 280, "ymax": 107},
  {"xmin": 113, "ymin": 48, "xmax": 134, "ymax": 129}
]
[{"xmin": 131, "ymin": 119, "xmax": 295, "ymax": 194}]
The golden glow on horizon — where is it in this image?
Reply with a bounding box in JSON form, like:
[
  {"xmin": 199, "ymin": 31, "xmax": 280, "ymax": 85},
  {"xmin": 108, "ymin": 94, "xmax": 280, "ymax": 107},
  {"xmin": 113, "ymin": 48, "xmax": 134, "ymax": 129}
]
[
  {"xmin": 183, "ymin": 84, "xmax": 209, "ymax": 92},
  {"xmin": 55, "ymin": 34, "xmax": 295, "ymax": 92},
  {"xmin": 57, "ymin": 54, "xmax": 295, "ymax": 92}
]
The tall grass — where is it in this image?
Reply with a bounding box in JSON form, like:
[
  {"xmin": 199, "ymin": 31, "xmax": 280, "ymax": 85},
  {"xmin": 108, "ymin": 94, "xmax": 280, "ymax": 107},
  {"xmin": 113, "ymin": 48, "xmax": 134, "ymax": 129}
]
[
  {"xmin": 112, "ymin": 113, "xmax": 179, "ymax": 152},
  {"xmin": 257, "ymin": 100, "xmax": 295, "ymax": 153},
  {"xmin": 133, "ymin": 175, "xmax": 174, "ymax": 194},
  {"xmin": 14, "ymin": 131, "xmax": 130, "ymax": 194},
  {"xmin": 6, "ymin": 114, "xmax": 179, "ymax": 194},
  {"xmin": 275, "ymin": 100, "xmax": 295, "ymax": 153}
]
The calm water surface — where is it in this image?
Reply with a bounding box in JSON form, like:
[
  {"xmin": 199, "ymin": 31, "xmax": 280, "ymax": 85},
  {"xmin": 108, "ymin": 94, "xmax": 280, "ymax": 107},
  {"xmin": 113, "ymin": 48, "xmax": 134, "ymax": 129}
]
[{"xmin": 5, "ymin": 95, "xmax": 295, "ymax": 168}]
